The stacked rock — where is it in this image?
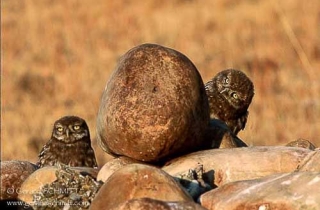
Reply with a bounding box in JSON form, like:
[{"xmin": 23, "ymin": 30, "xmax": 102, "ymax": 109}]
[
  {"xmin": 2, "ymin": 44, "xmax": 319, "ymax": 210},
  {"xmin": 96, "ymin": 43, "xmax": 210, "ymax": 163}
]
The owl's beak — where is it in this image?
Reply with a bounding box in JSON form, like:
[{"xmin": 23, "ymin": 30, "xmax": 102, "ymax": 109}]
[
  {"xmin": 66, "ymin": 129, "xmax": 70, "ymax": 138},
  {"xmin": 220, "ymin": 88, "xmax": 229, "ymax": 94}
]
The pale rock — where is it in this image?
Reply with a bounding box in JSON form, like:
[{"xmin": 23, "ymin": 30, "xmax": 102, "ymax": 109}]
[
  {"xmin": 163, "ymin": 146, "xmax": 312, "ymax": 187},
  {"xmin": 200, "ymin": 172, "xmax": 320, "ymax": 210},
  {"xmin": 97, "ymin": 156, "xmax": 144, "ymax": 182}
]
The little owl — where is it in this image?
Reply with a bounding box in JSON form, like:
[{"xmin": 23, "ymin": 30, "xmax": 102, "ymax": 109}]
[
  {"xmin": 38, "ymin": 116, "xmax": 98, "ymax": 168},
  {"xmin": 205, "ymin": 69, "xmax": 254, "ymax": 135}
]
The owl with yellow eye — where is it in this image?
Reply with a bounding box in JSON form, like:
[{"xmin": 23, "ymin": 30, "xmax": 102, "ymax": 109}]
[
  {"xmin": 37, "ymin": 116, "xmax": 98, "ymax": 168},
  {"xmin": 205, "ymin": 69, "xmax": 254, "ymax": 135}
]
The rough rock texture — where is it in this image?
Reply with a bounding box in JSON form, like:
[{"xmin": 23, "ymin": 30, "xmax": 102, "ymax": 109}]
[
  {"xmin": 173, "ymin": 163, "xmax": 212, "ymax": 201},
  {"xmin": 0, "ymin": 160, "xmax": 38, "ymax": 200},
  {"xmin": 97, "ymin": 156, "xmax": 144, "ymax": 182},
  {"xmin": 18, "ymin": 165, "xmax": 99, "ymax": 206},
  {"xmin": 96, "ymin": 43, "xmax": 210, "ymax": 163},
  {"xmin": 33, "ymin": 165, "xmax": 101, "ymax": 209},
  {"xmin": 162, "ymin": 146, "xmax": 312, "ymax": 187},
  {"xmin": 90, "ymin": 164, "xmax": 193, "ymax": 210},
  {"xmin": 203, "ymin": 119, "xmax": 247, "ymax": 149},
  {"xmin": 296, "ymin": 149, "xmax": 320, "ymax": 172},
  {"xmin": 112, "ymin": 198, "xmax": 208, "ymax": 210},
  {"xmin": 286, "ymin": 138, "xmax": 316, "ymax": 150},
  {"xmin": 200, "ymin": 172, "xmax": 320, "ymax": 210},
  {"xmin": 18, "ymin": 166, "xmax": 57, "ymax": 204}
]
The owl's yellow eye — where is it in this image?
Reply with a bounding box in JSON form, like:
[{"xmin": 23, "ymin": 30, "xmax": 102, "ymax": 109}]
[
  {"xmin": 232, "ymin": 92, "xmax": 238, "ymax": 99},
  {"xmin": 73, "ymin": 125, "xmax": 80, "ymax": 130},
  {"xmin": 57, "ymin": 127, "xmax": 63, "ymax": 132}
]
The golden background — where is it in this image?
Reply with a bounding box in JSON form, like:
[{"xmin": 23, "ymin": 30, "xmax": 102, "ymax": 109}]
[{"xmin": 2, "ymin": 0, "xmax": 320, "ymax": 165}]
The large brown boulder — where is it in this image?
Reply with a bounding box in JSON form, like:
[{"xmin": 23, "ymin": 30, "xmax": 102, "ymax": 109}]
[
  {"xmin": 96, "ymin": 43, "xmax": 210, "ymax": 163},
  {"xmin": 0, "ymin": 160, "xmax": 38, "ymax": 200},
  {"xmin": 90, "ymin": 164, "xmax": 193, "ymax": 210},
  {"xmin": 200, "ymin": 172, "xmax": 320, "ymax": 210}
]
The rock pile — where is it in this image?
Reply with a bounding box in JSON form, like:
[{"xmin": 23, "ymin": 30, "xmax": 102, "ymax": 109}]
[{"xmin": 1, "ymin": 44, "xmax": 319, "ymax": 210}]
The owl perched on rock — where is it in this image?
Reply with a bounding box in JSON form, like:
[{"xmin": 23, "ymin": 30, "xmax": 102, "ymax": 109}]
[
  {"xmin": 205, "ymin": 69, "xmax": 254, "ymax": 135},
  {"xmin": 38, "ymin": 116, "xmax": 98, "ymax": 168}
]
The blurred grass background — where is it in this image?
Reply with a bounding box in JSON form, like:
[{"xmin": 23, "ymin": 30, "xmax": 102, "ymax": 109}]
[{"xmin": 2, "ymin": 0, "xmax": 320, "ymax": 165}]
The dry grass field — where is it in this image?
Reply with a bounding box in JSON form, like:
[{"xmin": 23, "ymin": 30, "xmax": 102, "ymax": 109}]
[{"xmin": 2, "ymin": 0, "xmax": 320, "ymax": 165}]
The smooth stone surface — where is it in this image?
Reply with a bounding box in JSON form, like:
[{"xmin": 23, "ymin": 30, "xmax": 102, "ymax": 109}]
[
  {"xmin": 96, "ymin": 43, "xmax": 209, "ymax": 163},
  {"xmin": 97, "ymin": 156, "xmax": 144, "ymax": 182},
  {"xmin": 162, "ymin": 146, "xmax": 312, "ymax": 187},
  {"xmin": 200, "ymin": 172, "xmax": 320, "ymax": 210},
  {"xmin": 90, "ymin": 164, "xmax": 193, "ymax": 210}
]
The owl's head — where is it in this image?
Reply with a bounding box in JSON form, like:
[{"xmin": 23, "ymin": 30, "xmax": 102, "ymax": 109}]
[
  {"xmin": 52, "ymin": 116, "xmax": 90, "ymax": 143},
  {"xmin": 213, "ymin": 69, "xmax": 254, "ymax": 111}
]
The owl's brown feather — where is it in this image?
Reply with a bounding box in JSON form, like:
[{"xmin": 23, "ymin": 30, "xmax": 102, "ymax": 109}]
[
  {"xmin": 37, "ymin": 116, "xmax": 98, "ymax": 168},
  {"xmin": 205, "ymin": 69, "xmax": 254, "ymax": 135}
]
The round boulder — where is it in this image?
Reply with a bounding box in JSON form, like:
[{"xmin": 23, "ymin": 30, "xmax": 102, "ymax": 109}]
[
  {"xmin": 0, "ymin": 160, "xmax": 38, "ymax": 200},
  {"xmin": 96, "ymin": 43, "xmax": 209, "ymax": 163},
  {"xmin": 90, "ymin": 164, "xmax": 193, "ymax": 210}
]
